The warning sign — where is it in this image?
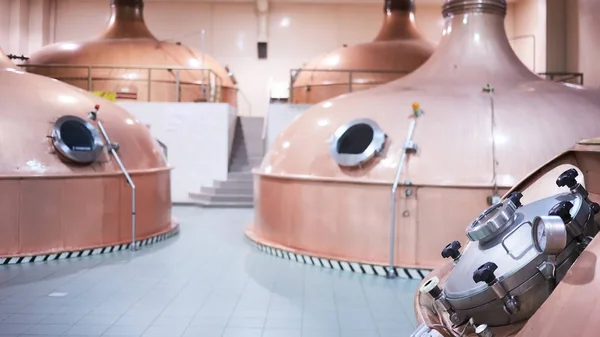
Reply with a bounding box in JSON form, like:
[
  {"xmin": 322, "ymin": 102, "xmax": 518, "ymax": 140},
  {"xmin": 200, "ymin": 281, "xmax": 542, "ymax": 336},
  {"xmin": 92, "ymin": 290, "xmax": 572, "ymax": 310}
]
[{"xmin": 91, "ymin": 91, "xmax": 117, "ymax": 102}]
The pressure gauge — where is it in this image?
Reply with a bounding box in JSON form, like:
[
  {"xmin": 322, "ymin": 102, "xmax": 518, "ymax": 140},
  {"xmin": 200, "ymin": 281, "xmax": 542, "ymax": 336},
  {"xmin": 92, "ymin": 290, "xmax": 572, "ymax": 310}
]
[{"xmin": 531, "ymin": 216, "xmax": 568, "ymax": 254}]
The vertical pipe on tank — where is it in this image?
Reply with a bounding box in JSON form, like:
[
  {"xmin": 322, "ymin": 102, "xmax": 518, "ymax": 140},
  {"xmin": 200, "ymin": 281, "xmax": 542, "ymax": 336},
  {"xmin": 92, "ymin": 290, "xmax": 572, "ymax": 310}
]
[
  {"xmin": 90, "ymin": 107, "xmax": 137, "ymax": 251},
  {"xmin": 484, "ymin": 84, "xmax": 499, "ymax": 198},
  {"xmin": 99, "ymin": 122, "xmax": 136, "ymax": 251},
  {"xmin": 147, "ymin": 68, "xmax": 152, "ymax": 102},
  {"xmin": 175, "ymin": 69, "xmax": 180, "ymax": 102},
  {"xmin": 349, "ymin": 71, "xmax": 353, "ymax": 92},
  {"xmin": 87, "ymin": 66, "xmax": 92, "ymax": 91},
  {"xmin": 201, "ymin": 29, "xmax": 206, "ymax": 101},
  {"xmin": 388, "ymin": 104, "xmax": 422, "ymax": 277}
]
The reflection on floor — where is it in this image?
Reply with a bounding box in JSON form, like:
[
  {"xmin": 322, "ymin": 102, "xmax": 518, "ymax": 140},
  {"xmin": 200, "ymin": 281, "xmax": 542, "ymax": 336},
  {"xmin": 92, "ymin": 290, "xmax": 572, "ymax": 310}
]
[{"xmin": 0, "ymin": 207, "xmax": 420, "ymax": 337}]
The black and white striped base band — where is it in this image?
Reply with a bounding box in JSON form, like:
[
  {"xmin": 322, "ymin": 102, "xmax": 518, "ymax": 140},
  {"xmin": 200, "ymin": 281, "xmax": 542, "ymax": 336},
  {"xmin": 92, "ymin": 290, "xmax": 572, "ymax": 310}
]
[
  {"xmin": 252, "ymin": 241, "xmax": 431, "ymax": 279},
  {"xmin": 0, "ymin": 226, "xmax": 180, "ymax": 265}
]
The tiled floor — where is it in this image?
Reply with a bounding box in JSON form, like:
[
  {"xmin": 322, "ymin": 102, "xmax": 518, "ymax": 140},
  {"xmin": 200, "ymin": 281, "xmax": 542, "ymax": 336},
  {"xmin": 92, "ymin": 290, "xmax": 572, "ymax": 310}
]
[{"xmin": 0, "ymin": 207, "xmax": 420, "ymax": 337}]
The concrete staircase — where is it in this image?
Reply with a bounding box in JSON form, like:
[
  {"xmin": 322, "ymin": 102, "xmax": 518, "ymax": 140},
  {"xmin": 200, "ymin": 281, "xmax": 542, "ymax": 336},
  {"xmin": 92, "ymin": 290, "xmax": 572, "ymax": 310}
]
[{"xmin": 189, "ymin": 116, "xmax": 264, "ymax": 207}]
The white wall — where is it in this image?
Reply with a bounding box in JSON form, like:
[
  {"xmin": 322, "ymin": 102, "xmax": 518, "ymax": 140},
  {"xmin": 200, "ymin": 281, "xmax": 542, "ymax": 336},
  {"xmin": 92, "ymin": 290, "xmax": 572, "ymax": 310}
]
[
  {"xmin": 118, "ymin": 102, "xmax": 236, "ymax": 203},
  {"xmin": 267, "ymin": 103, "xmax": 312, "ymax": 148},
  {"xmin": 0, "ymin": 1, "xmax": 9, "ymax": 50},
  {"xmin": 576, "ymin": 0, "xmax": 600, "ymax": 86},
  {"xmin": 511, "ymin": 0, "xmax": 547, "ymax": 73}
]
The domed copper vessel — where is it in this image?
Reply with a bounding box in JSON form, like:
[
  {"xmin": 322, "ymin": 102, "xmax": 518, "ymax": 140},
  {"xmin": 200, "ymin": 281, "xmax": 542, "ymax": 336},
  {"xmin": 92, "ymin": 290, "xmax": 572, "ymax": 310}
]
[
  {"xmin": 0, "ymin": 47, "xmax": 175, "ymax": 259},
  {"xmin": 291, "ymin": 0, "xmax": 434, "ymax": 104},
  {"xmin": 413, "ymin": 138, "xmax": 600, "ymax": 337},
  {"xmin": 25, "ymin": 0, "xmax": 237, "ymax": 105},
  {"xmin": 247, "ymin": 0, "xmax": 600, "ymax": 271}
]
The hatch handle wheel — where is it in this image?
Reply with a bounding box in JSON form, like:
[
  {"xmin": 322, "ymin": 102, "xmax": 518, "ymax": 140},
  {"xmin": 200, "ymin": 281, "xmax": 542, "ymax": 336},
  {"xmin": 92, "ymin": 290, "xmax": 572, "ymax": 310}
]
[{"xmin": 441, "ymin": 241, "xmax": 462, "ymax": 263}]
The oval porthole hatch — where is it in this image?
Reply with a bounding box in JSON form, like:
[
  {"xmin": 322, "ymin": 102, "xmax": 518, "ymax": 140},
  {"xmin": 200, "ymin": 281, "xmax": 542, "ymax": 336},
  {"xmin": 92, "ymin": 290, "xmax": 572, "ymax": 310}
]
[
  {"xmin": 52, "ymin": 115, "xmax": 104, "ymax": 164},
  {"xmin": 330, "ymin": 118, "xmax": 386, "ymax": 167}
]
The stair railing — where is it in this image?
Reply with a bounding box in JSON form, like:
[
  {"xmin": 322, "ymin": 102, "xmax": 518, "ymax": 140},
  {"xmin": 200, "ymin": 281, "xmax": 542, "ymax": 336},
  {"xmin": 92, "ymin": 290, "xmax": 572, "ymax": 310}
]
[{"xmin": 261, "ymin": 89, "xmax": 272, "ymax": 155}]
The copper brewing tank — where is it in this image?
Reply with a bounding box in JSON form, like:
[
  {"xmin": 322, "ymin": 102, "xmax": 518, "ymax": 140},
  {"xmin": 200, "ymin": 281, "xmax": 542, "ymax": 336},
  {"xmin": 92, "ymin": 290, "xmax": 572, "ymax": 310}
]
[
  {"xmin": 413, "ymin": 138, "xmax": 600, "ymax": 337},
  {"xmin": 25, "ymin": 0, "xmax": 237, "ymax": 105},
  {"xmin": 247, "ymin": 0, "xmax": 600, "ymax": 271},
  {"xmin": 291, "ymin": 0, "xmax": 434, "ymax": 104},
  {"xmin": 0, "ymin": 47, "xmax": 175, "ymax": 258}
]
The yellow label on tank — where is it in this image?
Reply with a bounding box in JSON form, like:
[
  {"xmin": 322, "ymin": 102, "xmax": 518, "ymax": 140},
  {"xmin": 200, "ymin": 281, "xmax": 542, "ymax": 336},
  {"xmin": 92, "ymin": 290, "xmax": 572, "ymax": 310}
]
[{"xmin": 91, "ymin": 91, "xmax": 117, "ymax": 102}]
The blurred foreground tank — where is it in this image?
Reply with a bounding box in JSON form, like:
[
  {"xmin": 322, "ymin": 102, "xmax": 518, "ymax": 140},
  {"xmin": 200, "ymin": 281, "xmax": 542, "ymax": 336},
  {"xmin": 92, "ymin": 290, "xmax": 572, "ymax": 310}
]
[
  {"xmin": 247, "ymin": 0, "xmax": 600, "ymax": 274},
  {"xmin": 25, "ymin": 0, "xmax": 237, "ymax": 105},
  {"xmin": 0, "ymin": 47, "xmax": 176, "ymax": 260},
  {"xmin": 412, "ymin": 138, "xmax": 600, "ymax": 337},
  {"xmin": 291, "ymin": 0, "xmax": 434, "ymax": 104}
]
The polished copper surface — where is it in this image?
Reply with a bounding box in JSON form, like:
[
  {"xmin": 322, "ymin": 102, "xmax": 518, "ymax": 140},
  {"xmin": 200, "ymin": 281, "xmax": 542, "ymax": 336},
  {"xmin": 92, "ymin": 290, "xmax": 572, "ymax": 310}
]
[
  {"xmin": 291, "ymin": 0, "xmax": 434, "ymax": 104},
  {"xmin": 26, "ymin": 0, "xmax": 236, "ymax": 105},
  {"xmin": 0, "ymin": 48, "xmax": 13, "ymax": 68},
  {"xmin": 0, "ymin": 48, "xmax": 174, "ymax": 257},
  {"xmin": 251, "ymin": 0, "xmax": 600, "ymax": 270},
  {"xmin": 414, "ymin": 140, "xmax": 600, "ymax": 336}
]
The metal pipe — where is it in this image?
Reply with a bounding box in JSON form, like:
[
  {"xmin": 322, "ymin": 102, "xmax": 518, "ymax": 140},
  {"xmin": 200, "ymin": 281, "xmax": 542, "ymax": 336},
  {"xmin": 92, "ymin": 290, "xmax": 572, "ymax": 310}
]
[
  {"xmin": 289, "ymin": 69, "xmax": 294, "ymax": 103},
  {"xmin": 486, "ymin": 86, "xmax": 498, "ymax": 196},
  {"xmin": 388, "ymin": 112, "xmax": 420, "ymax": 277},
  {"xmin": 147, "ymin": 68, "xmax": 152, "ymax": 102},
  {"xmin": 175, "ymin": 69, "xmax": 180, "ymax": 102},
  {"xmin": 97, "ymin": 121, "xmax": 137, "ymax": 251},
  {"xmin": 87, "ymin": 66, "xmax": 92, "ymax": 91},
  {"xmin": 348, "ymin": 72, "xmax": 353, "ymax": 92},
  {"xmin": 201, "ymin": 29, "xmax": 207, "ymax": 101}
]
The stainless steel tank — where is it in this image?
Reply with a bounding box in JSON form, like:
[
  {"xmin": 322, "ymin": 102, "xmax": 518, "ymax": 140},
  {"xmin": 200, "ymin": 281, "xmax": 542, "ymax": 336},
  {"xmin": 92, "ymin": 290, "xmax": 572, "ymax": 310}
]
[{"xmin": 418, "ymin": 168, "xmax": 600, "ymax": 332}]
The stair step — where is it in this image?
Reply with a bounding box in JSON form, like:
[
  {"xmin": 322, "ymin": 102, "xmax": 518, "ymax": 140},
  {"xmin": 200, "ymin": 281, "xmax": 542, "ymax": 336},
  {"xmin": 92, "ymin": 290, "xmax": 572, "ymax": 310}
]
[
  {"xmin": 227, "ymin": 171, "xmax": 254, "ymax": 181},
  {"xmin": 186, "ymin": 199, "xmax": 254, "ymax": 208},
  {"xmin": 229, "ymin": 165, "xmax": 260, "ymax": 170},
  {"xmin": 201, "ymin": 186, "xmax": 253, "ymax": 195},
  {"xmin": 189, "ymin": 192, "xmax": 254, "ymax": 203},
  {"xmin": 228, "ymin": 166, "xmax": 257, "ymax": 172},
  {"xmin": 214, "ymin": 181, "xmax": 253, "ymax": 189}
]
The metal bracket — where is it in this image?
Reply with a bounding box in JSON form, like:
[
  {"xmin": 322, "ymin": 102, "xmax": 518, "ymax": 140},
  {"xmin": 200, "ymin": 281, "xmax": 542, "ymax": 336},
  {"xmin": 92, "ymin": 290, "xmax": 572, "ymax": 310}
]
[
  {"xmin": 404, "ymin": 140, "xmax": 418, "ymax": 153},
  {"xmin": 482, "ymin": 84, "xmax": 495, "ymax": 93},
  {"xmin": 536, "ymin": 260, "xmax": 556, "ymax": 280},
  {"xmin": 502, "ymin": 296, "xmax": 520, "ymax": 315},
  {"xmin": 108, "ymin": 143, "xmax": 120, "ymax": 152},
  {"xmin": 487, "ymin": 195, "xmax": 502, "ymax": 206}
]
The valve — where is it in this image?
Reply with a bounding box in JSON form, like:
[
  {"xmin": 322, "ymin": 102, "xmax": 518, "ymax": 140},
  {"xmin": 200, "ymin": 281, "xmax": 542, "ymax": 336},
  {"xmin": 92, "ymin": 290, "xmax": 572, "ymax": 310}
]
[
  {"xmin": 556, "ymin": 168, "xmax": 578, "ymax": 189},
  {"xmin": 441, "ymin": 241, "xmax": 462, "ymax": 261},
  {"xmin": 482, "ymin": 84, "xmax": 494, "ymax": 93},
  {"xmin": 88, "ymin": 104, "xmax": 100, "ymax": 121},
  {"xmin": 507, "ymin": 191, "xmax": 523, "ymax": 208},
  {"xmin": 473, "ymin": 262, "xmax": 498, "ymax": 285},
  {"xmin": 420, "ymin": 276, "xmax": 442, "ymax": 299},
  {"xmin": 548, "ymin": 201, "xmax": 574, "ymax": 224},
  {"xmin": 412, "ymin": 102, "xmax": 424, "ymax": 117}
]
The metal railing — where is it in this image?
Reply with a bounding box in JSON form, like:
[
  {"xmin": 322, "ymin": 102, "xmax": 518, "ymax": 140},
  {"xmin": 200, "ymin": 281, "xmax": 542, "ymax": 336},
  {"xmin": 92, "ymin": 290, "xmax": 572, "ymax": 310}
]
[
  {"xmin": 287, "ymin": 68, "xmax": 587, "ymax": 102},
  {"xmin": 289, "ymin": 68, "xmax": 410, "ymax": 102},
  {"xmin": 538, "ymin": 72, "xmax": 584, "ymax": 85},
  {"xmin": 18, "ymin": 64, "xmax": 225, "ymax": 102},
  {"xmin": 156, "ymin": 139, "xmax": 168, "ymax": 159}
]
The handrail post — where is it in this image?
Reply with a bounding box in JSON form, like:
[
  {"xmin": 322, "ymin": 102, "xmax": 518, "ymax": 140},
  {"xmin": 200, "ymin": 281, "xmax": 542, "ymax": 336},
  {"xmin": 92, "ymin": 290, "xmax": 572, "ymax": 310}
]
[
  {"xmin": 87, "ymin": 66, "xmax": 92, "ymax": 91},
  {"xmin": 89, "ymin": 107, "xmax": 137, "ymax": 252},
  {"xmin": 175, "ymin": 69, "xmax": 181, "ymax": 102},
  {"xmin": 147, "ymin": 68, "xmax": 152, "ymax": 102},
  {"xmin": 348, "ymin": 71, "xmax": 353, "ymax": 93},
  {"xmin": 387, "ymin": 103, "xmax": 423, "ymax": 279}
]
